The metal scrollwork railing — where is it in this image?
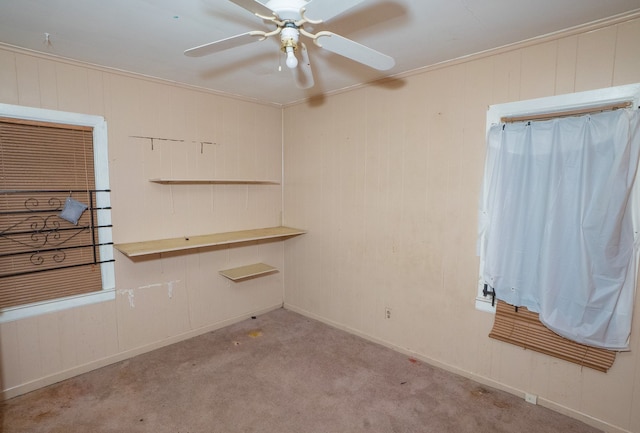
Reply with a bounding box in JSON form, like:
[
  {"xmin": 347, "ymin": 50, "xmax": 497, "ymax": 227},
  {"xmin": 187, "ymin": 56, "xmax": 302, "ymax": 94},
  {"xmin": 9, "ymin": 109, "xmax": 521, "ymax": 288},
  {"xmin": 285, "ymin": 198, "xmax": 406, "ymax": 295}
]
[{"xmin": 0, "ymin": 189, "xmax": 114, "ymax": 279}]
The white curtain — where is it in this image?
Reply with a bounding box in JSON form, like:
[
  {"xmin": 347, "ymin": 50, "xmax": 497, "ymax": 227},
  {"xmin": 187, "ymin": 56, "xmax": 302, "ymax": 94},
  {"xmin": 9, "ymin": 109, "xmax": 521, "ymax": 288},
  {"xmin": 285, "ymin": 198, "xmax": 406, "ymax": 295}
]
[{"xmin": 479, "ymin": 109, "xmax": 640, "ymax": 350}]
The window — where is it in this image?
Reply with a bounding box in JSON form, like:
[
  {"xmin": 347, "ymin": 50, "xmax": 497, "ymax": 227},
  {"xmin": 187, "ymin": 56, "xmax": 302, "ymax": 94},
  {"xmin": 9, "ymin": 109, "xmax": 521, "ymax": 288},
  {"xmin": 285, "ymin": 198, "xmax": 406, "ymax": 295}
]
[
  {"xmin": 477, "ymin": 84, "xmax": 640, "ymax": 353},
  {"xmin": 0, "ymin": 103, "xmax": 114, "ymax": 322}
]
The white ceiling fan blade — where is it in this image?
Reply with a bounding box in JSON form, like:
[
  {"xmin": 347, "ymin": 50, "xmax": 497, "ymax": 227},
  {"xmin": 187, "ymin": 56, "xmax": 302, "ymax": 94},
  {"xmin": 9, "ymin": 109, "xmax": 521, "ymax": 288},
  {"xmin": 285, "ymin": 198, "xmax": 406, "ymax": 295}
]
[
  {"xmin": 303, "ymin": 0, "xmax": 366, "ymax": 22},
  {"xmin": 184, "ymin": 32, "xmax": 265, "ymax": 57},
  {"xmin": 314, "ymin": 32, "xmax": 395, "ymax": 70},
  {"xmin": 291, "ymin": 42, "xmax": 314, "ymax": 89},
  {"xmin": 227, "ymin": 0, "xmax": 276, "ymax": 19}
]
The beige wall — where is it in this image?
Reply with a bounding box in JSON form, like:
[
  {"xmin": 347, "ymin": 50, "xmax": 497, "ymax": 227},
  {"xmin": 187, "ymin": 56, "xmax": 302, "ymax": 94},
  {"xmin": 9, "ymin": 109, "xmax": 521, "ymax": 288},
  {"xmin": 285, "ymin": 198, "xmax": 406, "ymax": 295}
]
[
  {"xmin": 283, "ymin": 15, "xmax": 640, "ymax": 433},
  {"xmin": 0, "ymin": 48, "xmax": 285, "ymax": 397}
]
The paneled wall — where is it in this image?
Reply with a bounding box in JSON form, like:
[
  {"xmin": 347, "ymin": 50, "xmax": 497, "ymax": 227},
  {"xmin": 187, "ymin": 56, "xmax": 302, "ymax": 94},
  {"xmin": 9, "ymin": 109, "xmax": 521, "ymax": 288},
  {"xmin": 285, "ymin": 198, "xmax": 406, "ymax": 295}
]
[
  {"xmin": 283, "ymin": 15, "xmax": 640, "ymax": 433},
  {"xmin": 1, "ymin": 11, "xmax": 640, "ymax": 433},
  {"xmin": 0, "ymin": 48, "xmax": 284, "ymax": 397}
]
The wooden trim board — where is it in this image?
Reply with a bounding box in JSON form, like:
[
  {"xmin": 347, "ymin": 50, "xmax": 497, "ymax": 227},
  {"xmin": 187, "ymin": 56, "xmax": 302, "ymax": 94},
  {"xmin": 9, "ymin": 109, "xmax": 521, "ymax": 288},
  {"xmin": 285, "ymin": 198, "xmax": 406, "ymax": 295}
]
[
  {"xmin": 219, "ymin": 263, "xmax": 277, "ymax": 281},
  {"xmin": 114, "ymin": 226, "xmax": 306, "ymax": 257},
  {"xmin": 149, "ymin": 178, "xmax": 280, "ymax": 185}
]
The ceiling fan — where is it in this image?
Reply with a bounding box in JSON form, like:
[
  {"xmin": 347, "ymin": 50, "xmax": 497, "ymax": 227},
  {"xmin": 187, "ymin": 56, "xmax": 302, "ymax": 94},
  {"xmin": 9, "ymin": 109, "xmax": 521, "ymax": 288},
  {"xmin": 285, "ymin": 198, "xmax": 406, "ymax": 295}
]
[{"xmin": 184, "ymin": 0, "xmax": 395, "ymax": 89}]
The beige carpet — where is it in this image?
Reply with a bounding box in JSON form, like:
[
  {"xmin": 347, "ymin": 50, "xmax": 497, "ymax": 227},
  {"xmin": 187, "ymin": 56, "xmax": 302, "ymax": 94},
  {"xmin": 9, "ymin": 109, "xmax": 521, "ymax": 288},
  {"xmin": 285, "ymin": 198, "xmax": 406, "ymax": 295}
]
[{"xmin": 1, "ymin": 308, "xmax": 601, "ymax": 432}]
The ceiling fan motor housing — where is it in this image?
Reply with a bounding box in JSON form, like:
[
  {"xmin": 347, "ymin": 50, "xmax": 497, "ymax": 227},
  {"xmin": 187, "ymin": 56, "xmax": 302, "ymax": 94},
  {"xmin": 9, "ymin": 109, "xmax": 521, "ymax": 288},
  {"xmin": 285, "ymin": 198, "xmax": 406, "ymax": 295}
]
[{"xmin": 266, "ymin": 0, "xmax": 308, "ymax": 20}]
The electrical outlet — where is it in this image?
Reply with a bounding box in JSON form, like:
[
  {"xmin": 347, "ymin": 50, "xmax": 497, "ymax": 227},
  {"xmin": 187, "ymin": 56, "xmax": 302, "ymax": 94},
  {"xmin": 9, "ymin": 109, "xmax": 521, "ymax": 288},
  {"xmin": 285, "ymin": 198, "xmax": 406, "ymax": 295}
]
[
  {"xmin": 525, "ymin": 393, "xmax": 538, "ymax": 405},
  {"xmin": 385, "ymin": 307, "xmax": 391, "ymax": 319}
]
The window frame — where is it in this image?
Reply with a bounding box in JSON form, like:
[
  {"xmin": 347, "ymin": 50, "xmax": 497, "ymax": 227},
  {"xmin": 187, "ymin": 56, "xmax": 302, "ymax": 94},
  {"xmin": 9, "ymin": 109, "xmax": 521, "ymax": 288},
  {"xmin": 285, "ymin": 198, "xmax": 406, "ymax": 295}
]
[
  {"xmin": 0, "ymin": 103, "xmax": 115, "ymax": 322},
  {"xmin": 476, "ymin": 83, "xmax": 640, "ymax": 313}
]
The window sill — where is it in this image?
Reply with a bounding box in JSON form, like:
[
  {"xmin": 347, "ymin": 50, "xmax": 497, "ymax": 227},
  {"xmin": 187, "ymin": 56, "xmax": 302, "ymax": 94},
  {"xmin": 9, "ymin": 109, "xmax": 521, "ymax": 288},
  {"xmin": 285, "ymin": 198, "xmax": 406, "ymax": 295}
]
[
  {"xmin": 0, "ymin": 289, "xmax": 116, "ymax": 323},
  {"xmin": 475, "ymin": 296, "xmax": 496, "ymax": 314}
]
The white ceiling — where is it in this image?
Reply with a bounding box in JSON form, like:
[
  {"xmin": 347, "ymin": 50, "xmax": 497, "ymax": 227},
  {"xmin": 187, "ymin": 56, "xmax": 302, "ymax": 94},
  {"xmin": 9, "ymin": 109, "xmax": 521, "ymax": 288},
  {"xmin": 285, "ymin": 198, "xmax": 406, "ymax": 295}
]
[{"xmin": 1, "ymin": 0, "xmax": 639, "ymax": 106}]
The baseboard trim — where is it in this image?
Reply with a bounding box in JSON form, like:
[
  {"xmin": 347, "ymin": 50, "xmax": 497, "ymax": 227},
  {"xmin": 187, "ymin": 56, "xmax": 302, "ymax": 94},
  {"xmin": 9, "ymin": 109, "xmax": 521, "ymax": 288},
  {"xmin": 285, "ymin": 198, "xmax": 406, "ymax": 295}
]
[
  {"xmin": 283, "ymin": 303, "xmax": 630, "ymax": 433},
  {"xmin": 2, "ymin": 303, "xmax": 283, "ymax": 401}
]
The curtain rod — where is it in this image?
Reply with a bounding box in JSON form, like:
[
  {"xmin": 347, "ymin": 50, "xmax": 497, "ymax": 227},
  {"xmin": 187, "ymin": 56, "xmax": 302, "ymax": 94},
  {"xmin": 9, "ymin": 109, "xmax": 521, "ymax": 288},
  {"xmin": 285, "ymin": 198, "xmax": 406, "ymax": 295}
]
[{"xmin": 501, "ymin": 101, "xmax": 634, "ymax": 123}]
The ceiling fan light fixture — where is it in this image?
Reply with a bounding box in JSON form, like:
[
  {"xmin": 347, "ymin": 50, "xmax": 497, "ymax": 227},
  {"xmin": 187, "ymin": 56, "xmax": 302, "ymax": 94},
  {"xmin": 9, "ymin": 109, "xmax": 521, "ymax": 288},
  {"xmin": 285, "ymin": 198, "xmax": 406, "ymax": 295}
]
[
  {"xmin": 280, "ymin": 24, "xmax": 299, "ymax": 69},
  {"xmin": 285, "ymin": 46, "xmax": 298, "ymax": 68}
]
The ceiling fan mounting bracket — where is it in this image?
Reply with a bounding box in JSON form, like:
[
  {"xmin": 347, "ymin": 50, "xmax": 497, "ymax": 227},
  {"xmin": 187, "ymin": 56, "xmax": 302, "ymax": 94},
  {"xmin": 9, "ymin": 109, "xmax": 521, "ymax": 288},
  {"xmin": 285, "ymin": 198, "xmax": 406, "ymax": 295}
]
[
  {"xmin": 252, "ymin": 28, "xmax": 280, "ymax": 41},
  {"xmin": 311, "ymin": 30, "xmax": 331, "ymax": 47},
  {"xmin": 298, "ymin": 26, "xmax": 316, "ymax": 41},
  {"xmin": 299, "ymin": 8, "xmax": 322, "ymax": 25},
  {"xmin": 255, "ymin": 11, "xmax": 278, "ymax": 21}
]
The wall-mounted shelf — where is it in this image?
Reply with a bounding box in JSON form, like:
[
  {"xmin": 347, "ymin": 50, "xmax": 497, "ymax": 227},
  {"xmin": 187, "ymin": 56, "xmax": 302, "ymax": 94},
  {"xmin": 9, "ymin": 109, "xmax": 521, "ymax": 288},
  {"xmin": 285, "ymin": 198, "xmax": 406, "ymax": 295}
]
[
  {"xmin": 149, "ymin": 178, "xmax": 280, "ymax": 185},
  {"xmin": 219, "ymin": 263, "xmax": 277, "ymax": 281},
  {"xmin": 114, "ymin": 226, "xmax": 305, "ymax": 258}
]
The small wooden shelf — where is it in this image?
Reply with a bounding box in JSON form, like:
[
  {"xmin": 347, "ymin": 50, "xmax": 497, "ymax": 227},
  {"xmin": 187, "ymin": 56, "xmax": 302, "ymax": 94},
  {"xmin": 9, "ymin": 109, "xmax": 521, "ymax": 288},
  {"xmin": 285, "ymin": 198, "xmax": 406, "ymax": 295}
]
[
  {"xmin": 149, "ymin": 178, "xmax": 280, "ymax": 185},
  {"xmin": 219, "ymin": 263, "xmax": 277, "ymax": 281},
  {"xmin": 114, "ymin": 226, "xmax": 305, "ymax": 258}
]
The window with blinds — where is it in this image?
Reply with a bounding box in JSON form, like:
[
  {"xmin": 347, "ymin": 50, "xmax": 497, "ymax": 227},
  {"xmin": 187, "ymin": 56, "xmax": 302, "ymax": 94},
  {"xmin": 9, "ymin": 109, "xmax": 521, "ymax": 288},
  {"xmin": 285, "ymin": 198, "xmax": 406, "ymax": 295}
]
[
  {"xmin": 478, "ymin": 85, "xmax": 640, "ymax": 371},
  {"xmin": 0, "ymin": 118, "xmax": 113, "ymax": 309}
]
